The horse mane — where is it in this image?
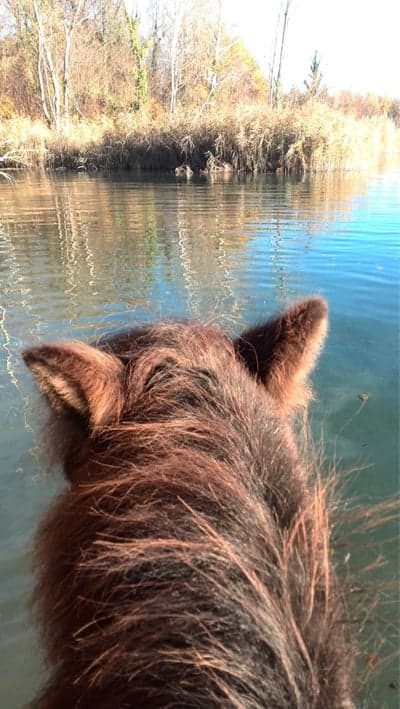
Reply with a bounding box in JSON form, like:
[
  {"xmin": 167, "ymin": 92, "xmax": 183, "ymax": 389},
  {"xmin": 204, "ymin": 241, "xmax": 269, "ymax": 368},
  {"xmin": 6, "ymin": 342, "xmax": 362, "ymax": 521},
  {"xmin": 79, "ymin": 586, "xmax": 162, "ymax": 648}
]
[{"xmin": 25, "ymin": 304, "xmax": 355, "ymax": 708}]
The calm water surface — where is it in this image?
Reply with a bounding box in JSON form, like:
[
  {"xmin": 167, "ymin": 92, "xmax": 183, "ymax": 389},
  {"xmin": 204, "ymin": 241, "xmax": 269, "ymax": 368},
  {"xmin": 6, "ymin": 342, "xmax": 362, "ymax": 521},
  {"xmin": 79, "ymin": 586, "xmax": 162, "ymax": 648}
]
[{"xmin": 1, "ymin": 169, "xmax": 399, "ymax": 707}]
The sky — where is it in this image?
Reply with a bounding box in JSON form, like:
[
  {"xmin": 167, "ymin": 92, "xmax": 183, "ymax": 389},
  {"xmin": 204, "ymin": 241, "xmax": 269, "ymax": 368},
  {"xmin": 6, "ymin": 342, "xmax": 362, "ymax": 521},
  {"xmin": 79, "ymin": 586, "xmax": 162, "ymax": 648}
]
[
  {"xmin": 133, "ymin": 0, "xmax": 400, "ymax": 98},
  {"xmin": 223, "ymin": 0, "xmax": 400, "ymax": 98}
]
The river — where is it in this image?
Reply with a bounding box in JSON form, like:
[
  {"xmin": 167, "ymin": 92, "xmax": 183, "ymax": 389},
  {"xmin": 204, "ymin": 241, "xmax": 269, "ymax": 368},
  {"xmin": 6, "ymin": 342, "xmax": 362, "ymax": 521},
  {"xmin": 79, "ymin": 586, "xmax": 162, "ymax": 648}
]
[{"xmin": 0, "ymin": 169, "xmax": 398, "ymax": 707}]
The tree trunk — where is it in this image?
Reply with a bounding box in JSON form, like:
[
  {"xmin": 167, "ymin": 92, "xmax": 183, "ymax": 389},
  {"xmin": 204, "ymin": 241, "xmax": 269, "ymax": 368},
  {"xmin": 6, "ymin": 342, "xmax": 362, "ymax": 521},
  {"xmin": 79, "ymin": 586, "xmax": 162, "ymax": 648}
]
[
  {"xmin": 63, "ymin": 0, "xmax": 84, "ymax": 129},
  {"xmin": 274, "ymin": 0, "xmax": 292, "ymax": 107},
  {"xmin": 32, "ymin": 0, "xmax": 61, "ymax": 131},
  {"xmin": 269, "ymin": 4, "xmax": 281, "ymax": 106},
  {"xmin": 208, "ymin": 0, "xmax": 223, "ymax": 100},
  {"xmin": 63, "ymin": 26, "xmax": 72, "ymax": 128},
  {"xmin": 150, "ymin": 0, "xmax": 161, "ymax": 83},
  {"xmin": 169, "ymin": 2, "xmax": 182, "ymax": 115},
  {"xmin": 37, "ymin": 42, "xmax": 51, "ymax": 126}
]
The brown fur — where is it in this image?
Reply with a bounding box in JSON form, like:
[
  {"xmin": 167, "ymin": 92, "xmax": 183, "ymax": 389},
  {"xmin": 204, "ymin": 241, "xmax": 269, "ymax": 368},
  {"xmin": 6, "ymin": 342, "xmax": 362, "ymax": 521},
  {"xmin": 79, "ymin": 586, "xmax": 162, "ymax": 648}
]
[{"xmin": 23, "ymin": 297, "xmax": 355, "ymax": 708}]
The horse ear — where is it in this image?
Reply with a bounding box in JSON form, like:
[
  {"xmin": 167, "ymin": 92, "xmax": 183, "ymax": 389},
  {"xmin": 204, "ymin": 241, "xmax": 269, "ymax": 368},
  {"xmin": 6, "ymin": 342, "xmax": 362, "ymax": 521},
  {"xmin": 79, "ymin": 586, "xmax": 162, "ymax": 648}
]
[
  {"xmin": 234, "ymin": 297, "xmax": 328, "ymax": 412},
  {"xmin": 23, "ymin": 341, "xmax": 124, "ymax": 428}
]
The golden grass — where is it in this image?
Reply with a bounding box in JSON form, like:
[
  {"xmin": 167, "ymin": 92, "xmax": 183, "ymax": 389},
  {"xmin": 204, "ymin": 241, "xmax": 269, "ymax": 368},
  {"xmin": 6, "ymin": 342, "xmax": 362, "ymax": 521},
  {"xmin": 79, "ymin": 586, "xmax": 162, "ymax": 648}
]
[{"xmin": 0, "ymin": 102, "xmax": 398, "ymax": 173}]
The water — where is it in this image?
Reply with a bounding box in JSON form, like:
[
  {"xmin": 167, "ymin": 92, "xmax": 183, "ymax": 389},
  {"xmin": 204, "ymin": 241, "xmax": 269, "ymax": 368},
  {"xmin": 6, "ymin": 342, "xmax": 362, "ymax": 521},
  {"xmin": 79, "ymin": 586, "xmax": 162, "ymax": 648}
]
[{"xmin": 1, "ymin": 169, "xmax": 399, "ymax": 707}]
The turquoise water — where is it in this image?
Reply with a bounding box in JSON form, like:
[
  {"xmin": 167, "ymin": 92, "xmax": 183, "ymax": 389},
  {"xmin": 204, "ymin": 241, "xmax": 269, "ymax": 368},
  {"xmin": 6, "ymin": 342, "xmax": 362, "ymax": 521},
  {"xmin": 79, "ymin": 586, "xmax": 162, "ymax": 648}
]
[{"xmin": 0, "ymin": 169, "xmax": 398, "ymax": 707}]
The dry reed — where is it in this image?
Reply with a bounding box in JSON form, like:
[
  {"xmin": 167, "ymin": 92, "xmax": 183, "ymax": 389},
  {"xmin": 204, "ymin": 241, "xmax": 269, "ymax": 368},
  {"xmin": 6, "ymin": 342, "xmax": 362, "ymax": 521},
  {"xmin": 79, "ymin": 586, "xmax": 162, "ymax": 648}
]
[{"xmin": 1, "ymin": 103, "xmax": 398, "ymax": 173}]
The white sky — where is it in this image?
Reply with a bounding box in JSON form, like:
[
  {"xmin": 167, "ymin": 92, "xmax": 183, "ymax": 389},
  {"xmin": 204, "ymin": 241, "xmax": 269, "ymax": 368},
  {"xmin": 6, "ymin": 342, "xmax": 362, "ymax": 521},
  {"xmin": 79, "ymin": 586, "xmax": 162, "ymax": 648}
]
[
  {"xmin": 224, "ymin": 0, "xmax": 400, "ymax": 97},
  {"xmin": 133, "ymin": 0, "xmax": 400, "ymax": 98}
]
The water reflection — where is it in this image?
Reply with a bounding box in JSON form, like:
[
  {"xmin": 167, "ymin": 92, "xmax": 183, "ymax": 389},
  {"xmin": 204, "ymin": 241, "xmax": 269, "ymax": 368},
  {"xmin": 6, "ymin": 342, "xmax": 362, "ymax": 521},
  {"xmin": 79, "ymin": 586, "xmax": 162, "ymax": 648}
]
[{"xmin": 0, "ymin": 169, "xmax": 375, "ymax": 330}]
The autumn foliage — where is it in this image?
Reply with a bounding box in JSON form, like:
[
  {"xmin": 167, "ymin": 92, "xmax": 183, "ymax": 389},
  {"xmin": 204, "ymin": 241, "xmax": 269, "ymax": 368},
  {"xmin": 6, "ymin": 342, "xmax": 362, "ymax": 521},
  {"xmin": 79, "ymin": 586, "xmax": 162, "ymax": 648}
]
[{"xmin": 0, "ymin": 0, "xmax": 398, "ymax": 172}]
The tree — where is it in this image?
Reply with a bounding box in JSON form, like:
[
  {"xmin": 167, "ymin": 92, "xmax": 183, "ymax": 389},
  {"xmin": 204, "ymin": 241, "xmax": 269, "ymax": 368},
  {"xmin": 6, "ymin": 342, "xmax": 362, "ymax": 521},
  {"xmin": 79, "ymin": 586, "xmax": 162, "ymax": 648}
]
[
  {"xmin": 32, "ymin": 0, "xmax": 62, "ymax": 128},
  {"xmin": 148, "ymin": 0, "xmax": 163, "ymax": 87},
  {"xmin": 62, "ymin": 0, "xmax": 86, "ymax": 127},
  {"xmin": 269, "ymin": 0, "xmax": 293, "ymax": 107},
  {"xmin": 125, "ymin": 9, "xmax": 149, "ymax": 112},
  {"xmin": 207, "ymin": 0, "xmax": 223, "ymax": 102},
  {"xmin": 168, "ymin": 0, "xmax": 183, "ymax": 114},
  {"xmin": 0, "ymin": 0, "xmax": 276, "ymax": 121},
  {"xmin": 30, "ymin": 0, "xmax": 86, "ymax": 129},
  {"xmin": 304, "ymin": 50, "xmax": 323, "ymax": 98}
]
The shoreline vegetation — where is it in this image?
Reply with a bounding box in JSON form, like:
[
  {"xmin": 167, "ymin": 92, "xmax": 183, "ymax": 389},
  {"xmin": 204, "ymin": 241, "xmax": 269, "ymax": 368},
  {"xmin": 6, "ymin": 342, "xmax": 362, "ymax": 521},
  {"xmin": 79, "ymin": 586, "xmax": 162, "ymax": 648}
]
[
  {"xmin": 1, "ymin": 1, "xmax": 399, "ymax": 175},
  {"xmin": 1, "ymin": 103, "xmax": 398, "ymax": 174}
]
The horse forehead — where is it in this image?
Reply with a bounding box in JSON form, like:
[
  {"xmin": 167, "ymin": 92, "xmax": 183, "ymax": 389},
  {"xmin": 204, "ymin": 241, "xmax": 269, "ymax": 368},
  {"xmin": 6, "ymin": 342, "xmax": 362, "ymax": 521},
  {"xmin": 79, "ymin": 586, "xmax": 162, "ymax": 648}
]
[{"xmin": 95, "ymin": 321, "xmax": 231, "ymax": 361}]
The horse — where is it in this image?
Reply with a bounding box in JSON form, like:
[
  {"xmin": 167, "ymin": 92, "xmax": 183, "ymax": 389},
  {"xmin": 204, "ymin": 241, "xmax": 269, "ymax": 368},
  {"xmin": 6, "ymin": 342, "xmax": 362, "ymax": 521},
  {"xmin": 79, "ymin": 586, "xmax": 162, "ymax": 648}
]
[{"xmin": 23, "ymin": 296, "xmax": 354, "ymax": 708}]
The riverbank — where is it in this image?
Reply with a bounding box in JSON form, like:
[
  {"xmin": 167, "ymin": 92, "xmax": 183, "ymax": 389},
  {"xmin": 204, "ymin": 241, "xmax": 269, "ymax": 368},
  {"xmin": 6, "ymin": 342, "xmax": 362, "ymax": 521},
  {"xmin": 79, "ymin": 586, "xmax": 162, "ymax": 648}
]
[{"xmin": 1, "ymin": 103, "xmax": 398, "ymax": 174}]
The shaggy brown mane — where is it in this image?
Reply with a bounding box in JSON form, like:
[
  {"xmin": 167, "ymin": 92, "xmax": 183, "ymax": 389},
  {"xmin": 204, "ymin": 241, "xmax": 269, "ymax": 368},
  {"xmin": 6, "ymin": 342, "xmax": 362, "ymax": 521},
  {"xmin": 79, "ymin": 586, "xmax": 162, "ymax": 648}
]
[{"xmin": 24, "ymin": 297, "xmax": 355, "ymax": 708}]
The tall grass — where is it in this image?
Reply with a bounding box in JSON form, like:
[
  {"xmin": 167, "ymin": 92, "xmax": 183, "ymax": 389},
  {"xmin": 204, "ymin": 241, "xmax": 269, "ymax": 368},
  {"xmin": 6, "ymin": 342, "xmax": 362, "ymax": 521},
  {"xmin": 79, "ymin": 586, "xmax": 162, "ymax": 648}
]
[{"xmin": 0, "ymin": 103, "xmax": 398, "ymax": 173}]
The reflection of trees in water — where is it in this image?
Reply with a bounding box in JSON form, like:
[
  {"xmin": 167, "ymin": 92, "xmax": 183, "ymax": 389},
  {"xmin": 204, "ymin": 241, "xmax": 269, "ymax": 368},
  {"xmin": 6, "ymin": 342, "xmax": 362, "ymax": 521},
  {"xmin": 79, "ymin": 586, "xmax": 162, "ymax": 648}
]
[
  {"xmin": 0, "ymin": 223, "xmax": 39, "ymax": 432},
  {"xmin": 240, "ymin": 171, "xmax": 369, "ymax": 236},
  {"xmin": 53, "ymin": 184, "xmax": 97, "ymax": 320},
  {"xmin": 269, "ymin": 220, "xmax": 286, "ymax": 305},
  {"xmin": 164, "ymin": 181, "xmax": 249, "ymax": 322},
  {"xmin": 242, "ymin": 171, "xmax": 373, "ymax": 305},
  {"xmin": 1, "ymin": 170, "xmax": 374, "ymax": 329},
  {"xmin": 50, "ymin": 178, "xmax": 159, "ymax": 320},
  {"xmin": 0, "ymin": 168, "xmax": 376, "ymax": 425},
  {"xmin": 1, "ymin": 173, "xmax": 163, "ymax": 323}
]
